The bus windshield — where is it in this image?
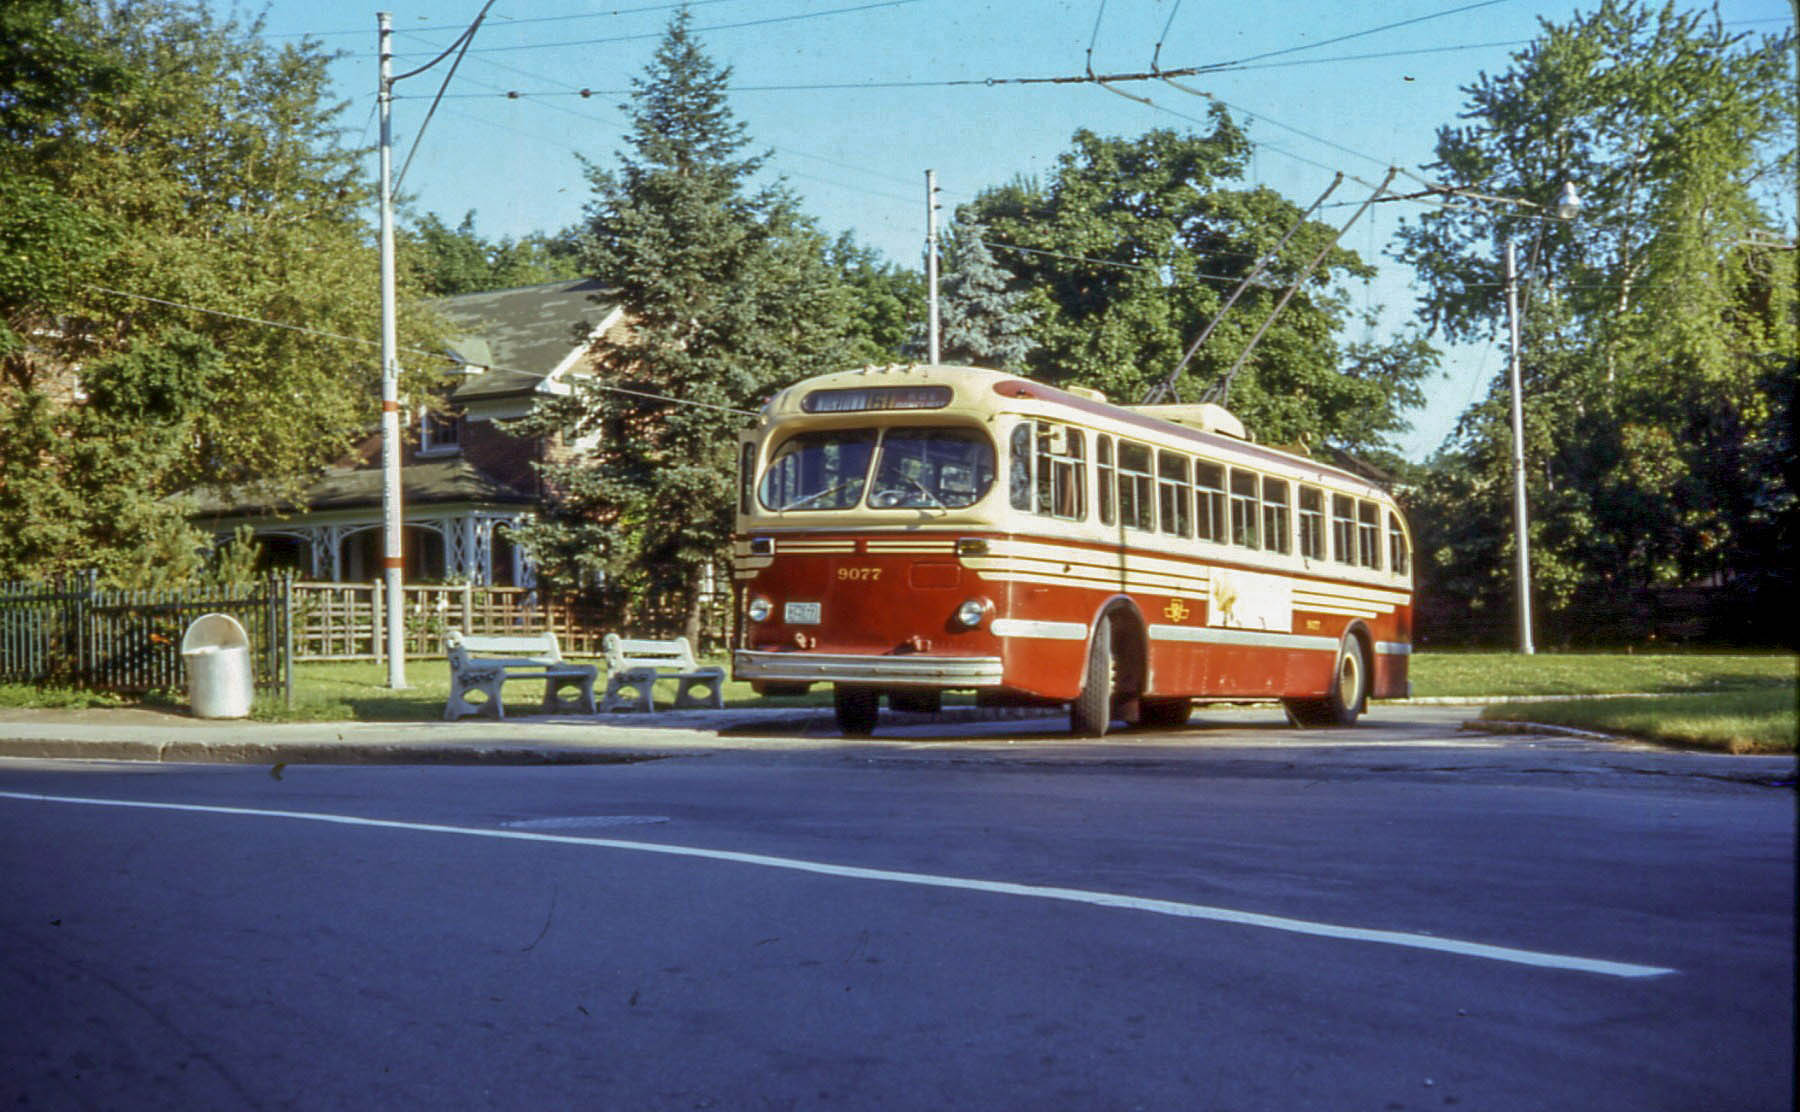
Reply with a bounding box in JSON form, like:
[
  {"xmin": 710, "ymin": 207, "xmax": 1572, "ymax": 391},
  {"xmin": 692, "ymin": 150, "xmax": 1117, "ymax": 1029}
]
[{"xmin": 759, "ymin": 426, "xmax": 994, "ymax": 511}]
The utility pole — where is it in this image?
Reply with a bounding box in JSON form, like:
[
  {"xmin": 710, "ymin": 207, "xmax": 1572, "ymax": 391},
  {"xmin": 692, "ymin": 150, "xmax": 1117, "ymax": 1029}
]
[
  {"xmin": 925, "ymin": 169, "xmax": 941, "ymax": 365},
  {"xmin": 1503, "ymin": 241, "xmax": 1535, "ymax": 655},
  {"xmin": 377, "ymin": 12, "xmax": 408, "ymax": 687}
]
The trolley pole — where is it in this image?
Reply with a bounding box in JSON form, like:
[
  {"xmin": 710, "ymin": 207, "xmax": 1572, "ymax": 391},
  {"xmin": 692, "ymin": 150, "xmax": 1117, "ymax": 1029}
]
[
  {"xmin": 925, "ymin": 169, "xmax": 941, "ymax": 365},
  {"xmin": 1503, "ymin": 241, "xmax": 1535, "ymax": 655},
  {"xmin": 377, "ymin": 12, "xmax": 408, "ymax": 687}
]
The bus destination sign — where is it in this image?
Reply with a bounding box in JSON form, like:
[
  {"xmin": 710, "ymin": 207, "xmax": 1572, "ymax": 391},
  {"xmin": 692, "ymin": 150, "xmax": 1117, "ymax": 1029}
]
[{"xmin": 801, "ymin": 385, "xmax": 952, "ymax": 414}]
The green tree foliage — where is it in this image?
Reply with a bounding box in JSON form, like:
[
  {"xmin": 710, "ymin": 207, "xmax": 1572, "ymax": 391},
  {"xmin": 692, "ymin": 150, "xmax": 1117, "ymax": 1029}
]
[
  {"xmin": 1, "ymin": 0, "xmax": 440, "ymax": 586},
  {"xmin": 403, "ymin": 211, "xmax": 583, "ymax": 296},
  {"xmin": 829, "ymin": 232, "xmax": 924, "ymax": 364},
  {"xmin": 931, "ymin": 223, "xmax": 1039, "ymax": 370},
  {"xmin": 1395, "ymin": 1, "xmax": 1796, "ymax": 644},
  {"xmin": 961, "ymin": 120, "xmax": 1434, "ymax": 454},
  {"xmin": 515, "ymin": 11, "xmax": 855, "ymax": 639}
]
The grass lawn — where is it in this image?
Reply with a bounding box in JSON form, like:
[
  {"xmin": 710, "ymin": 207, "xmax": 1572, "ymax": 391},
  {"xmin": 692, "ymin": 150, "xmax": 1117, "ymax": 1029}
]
[
  {"xmin": 1479, "ymin": 688, "xmax": 1797, "ymax": 755},
  {"xmin": 1407, "ymin": 651, "xmax": 1795, "ymax": 698}
]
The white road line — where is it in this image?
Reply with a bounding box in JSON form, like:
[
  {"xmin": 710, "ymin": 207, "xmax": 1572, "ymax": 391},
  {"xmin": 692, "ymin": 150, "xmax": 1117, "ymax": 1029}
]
[{"xmin": 0, "ymin": 789, "xmax": 1675, "ymax": 979}]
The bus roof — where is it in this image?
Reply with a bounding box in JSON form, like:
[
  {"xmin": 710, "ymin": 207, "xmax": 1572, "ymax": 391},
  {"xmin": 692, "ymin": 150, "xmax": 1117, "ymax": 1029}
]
[{"xmin": 759, "ymin": 363, "xmax": 1393, "ymax": 500}]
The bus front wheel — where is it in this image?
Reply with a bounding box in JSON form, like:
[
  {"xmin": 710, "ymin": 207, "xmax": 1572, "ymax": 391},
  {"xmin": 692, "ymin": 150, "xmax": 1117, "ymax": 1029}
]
[
  {"xmin": 1284, "ymin": 634, "xmax": 1368, "ymax": 728},
  {"xmin": 834, "ymin": 684, "xmax": 880, "ymax": 736},
  {"xmin": 1070, "ymin": 621, "xmax": 1113, "ymax": 737}
]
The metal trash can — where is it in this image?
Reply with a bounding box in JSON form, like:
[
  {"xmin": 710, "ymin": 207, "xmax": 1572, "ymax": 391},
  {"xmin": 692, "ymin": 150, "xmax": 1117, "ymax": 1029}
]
[{"xmin": 181, "ymin": 613, "xmax": 254, "ymax": 718}]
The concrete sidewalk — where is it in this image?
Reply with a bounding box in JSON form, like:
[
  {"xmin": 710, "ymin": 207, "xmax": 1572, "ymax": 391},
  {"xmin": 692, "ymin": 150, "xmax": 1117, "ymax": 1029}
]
[{"xmin": 0, "ymin": 703, "xmax": 1076, "ymax": 765}]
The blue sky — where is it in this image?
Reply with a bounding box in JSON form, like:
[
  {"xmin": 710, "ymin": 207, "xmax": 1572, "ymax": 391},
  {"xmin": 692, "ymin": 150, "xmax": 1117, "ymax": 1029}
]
[{"xmin": 244, "ymin": 0, "xmax": 1796, "ymax": 459}]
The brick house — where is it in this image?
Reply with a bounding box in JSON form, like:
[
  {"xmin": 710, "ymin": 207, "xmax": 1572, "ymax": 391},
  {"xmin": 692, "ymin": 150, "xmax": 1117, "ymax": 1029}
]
[{"xmin": 193, "ymin": 278, "xmax": 622, "ymax": 586}]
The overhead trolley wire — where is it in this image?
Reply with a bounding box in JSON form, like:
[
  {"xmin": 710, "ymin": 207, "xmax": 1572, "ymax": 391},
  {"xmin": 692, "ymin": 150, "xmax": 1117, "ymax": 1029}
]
[{"xmin": 405, "ymin": 0, "xmax": 923, "ymax": 57}]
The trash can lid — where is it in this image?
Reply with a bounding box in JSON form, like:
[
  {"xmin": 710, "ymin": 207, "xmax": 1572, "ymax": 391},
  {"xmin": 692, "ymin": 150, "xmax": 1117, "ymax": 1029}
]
[{"xmin": 181, "ymin": 612, "xmax": 251, "ymax": 653}]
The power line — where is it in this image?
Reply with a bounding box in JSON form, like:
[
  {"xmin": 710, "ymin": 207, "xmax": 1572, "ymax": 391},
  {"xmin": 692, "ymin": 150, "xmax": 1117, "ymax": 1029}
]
[
  {"xmin": 1193, "ymin": 0, "xmax": 1519, "ymax": 71},
  {"xmin": 278, "ymin": 0, "xmax": 772, "ymax": 39},
  {"xmin": 401, "ymin": 0, "xmax": 923, "ymax": 58}
]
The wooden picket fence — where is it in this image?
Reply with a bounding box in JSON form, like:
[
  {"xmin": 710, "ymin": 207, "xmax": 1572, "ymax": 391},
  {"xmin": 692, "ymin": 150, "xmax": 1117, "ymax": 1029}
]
[{"xmin": 291, "ymin": 581, "xmax": 617, "ymax": 661}]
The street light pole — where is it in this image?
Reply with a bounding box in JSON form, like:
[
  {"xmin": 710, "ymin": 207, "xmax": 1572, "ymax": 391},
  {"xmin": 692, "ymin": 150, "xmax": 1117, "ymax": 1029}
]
[
  {"xmin": 1499, "ymin": 182, "xmax": 1582, "ymax": 656},
  {"xmin": 1503, "ymin": 240, "xmax": 1534, "ymax": 655},
  {"xmin": 377, "ymin": 11, "xmax": 407, "ymax": 687}
]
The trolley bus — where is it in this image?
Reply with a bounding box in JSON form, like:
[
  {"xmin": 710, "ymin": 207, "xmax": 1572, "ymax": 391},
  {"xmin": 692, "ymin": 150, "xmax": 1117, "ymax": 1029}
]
[{"xmin": 731, "ymin": 363, "xmax": 1413, "ymax": 736}]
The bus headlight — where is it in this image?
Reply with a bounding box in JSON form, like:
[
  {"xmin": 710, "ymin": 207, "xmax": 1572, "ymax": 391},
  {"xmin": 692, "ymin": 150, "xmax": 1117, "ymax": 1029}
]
[
  {"xmin": 953, "ymin": 597, "xmax": 991, "ymax": 630},
  {"xmin": 747, "ymin": 596, "xmax": 773, "ymax": 623}
]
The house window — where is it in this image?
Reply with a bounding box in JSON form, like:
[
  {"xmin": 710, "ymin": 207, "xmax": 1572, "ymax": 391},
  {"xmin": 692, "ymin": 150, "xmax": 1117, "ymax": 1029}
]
[{"xmin": 420, "ymin": 407, "xmax": 462, "ymax": 455}]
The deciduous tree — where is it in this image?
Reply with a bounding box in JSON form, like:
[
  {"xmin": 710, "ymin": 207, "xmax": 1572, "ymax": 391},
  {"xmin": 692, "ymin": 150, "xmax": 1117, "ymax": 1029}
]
[{"xmin": 1394, "ymin": 0, "xmax": 1796, "ymax": 643}]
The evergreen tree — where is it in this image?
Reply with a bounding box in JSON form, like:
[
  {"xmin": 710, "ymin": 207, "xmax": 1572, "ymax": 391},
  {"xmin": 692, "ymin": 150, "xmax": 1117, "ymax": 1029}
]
[
  {"xmin": 516, "ymin": 10, "xmax": 855, "ymax": 641},
  {"xmin": 933, "ymin": 224, "xmax": 1038, "ymax": 369}
]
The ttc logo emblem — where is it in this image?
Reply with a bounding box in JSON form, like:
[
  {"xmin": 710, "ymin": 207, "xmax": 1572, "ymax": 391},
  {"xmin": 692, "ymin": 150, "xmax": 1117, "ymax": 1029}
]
[{"xmin": 1163, "ymin": 598, "xmax": 1191, "ymax": 623}]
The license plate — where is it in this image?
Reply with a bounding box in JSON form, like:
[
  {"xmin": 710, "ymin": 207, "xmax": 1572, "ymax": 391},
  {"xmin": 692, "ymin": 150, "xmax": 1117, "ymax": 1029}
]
[{"xmin": 784, "ymin": 601, "xmax": 821, "ymax": 625}]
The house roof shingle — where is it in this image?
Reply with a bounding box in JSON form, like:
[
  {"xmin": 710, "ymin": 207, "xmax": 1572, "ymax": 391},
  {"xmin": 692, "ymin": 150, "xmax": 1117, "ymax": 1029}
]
[{"xmin": 436, "ymin": 277, "xmax": 618, "ymax": 401}]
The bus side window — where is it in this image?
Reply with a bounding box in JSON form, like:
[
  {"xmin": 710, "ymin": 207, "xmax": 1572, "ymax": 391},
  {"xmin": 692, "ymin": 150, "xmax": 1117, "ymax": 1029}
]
[
  {"xmin": 1331, "ymin": 494, "xmax": 1356, "ymax": 564},
  {"xmin": 739, "ymin": 442, "xmax": 755, "ymax": 514},
  {"xmin": 1298, "ymin": 485, "xmax": 1325, "ymax": 560},
  {"xmin": 1157, "ymin": 451, "xmax": 1192, "ymax": 538},
  {"xmin": 1357, "ymin": 501, "xmax": 1382, "ymax": 570},
  {"xmin": 1195, "ymin": 462, "xmax": 1225, "ymax": 542},
  {"xmin": 1117, "ymin": 442, "xmax": 1155, "ymax": 531},
  {"xmin": 1261, "ymin": 477, "xmax": 1290, "ymax": 554},
  {"xmin": 1229, "ymin": 468, "xmax": 1260, "ymax": 547},
  {"xmin": 1388, "ymin": 511, "xmax": 1410, "ymax": 576},
  {"xmin": 1096, "ymin": 436, "xmax": 1115, "ymax": 525},
  {"xmin": 1035, "ymin": 424, "xmax": 1086, "ymax": 520},
  {"xmin": 1009, "ymin": 424, "xmax": 1032, "ymax": 511},
  {"xmin": 1060, "ymin": 430, "xmax": 1087, "ymax": 519}
]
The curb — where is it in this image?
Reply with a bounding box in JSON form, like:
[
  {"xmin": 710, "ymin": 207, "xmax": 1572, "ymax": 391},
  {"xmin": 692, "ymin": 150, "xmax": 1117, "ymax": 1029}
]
[
  {"xmin": 0, "ymin": 736, "xmax": 674, "ymax": 765},
  {"xmin": 1457, "ymin": 719, "xmax": 1623, "ymax": 742}
]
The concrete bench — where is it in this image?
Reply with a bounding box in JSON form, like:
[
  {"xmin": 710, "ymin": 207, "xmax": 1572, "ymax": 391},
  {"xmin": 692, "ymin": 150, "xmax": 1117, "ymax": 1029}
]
[
  {"xmin": 601, "ymin": 634, "xmax": 725, "ymax": 712},
  {"xmin": 444, "ymin": 630, "xmax": 597, "ymax": 720}
]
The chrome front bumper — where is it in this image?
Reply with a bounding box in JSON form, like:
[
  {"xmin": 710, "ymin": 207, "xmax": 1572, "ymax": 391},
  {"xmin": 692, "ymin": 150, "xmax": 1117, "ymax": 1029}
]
[{"xmin": 734, "ymin": 650, "xmax": 1004, "ymax": 688}]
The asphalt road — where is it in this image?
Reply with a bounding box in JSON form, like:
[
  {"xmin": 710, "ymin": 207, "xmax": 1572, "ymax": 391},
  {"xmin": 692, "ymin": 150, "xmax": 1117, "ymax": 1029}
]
[{"xmin": 1, "ymin": 708, "xmax": 1793, "ymax": 1111}]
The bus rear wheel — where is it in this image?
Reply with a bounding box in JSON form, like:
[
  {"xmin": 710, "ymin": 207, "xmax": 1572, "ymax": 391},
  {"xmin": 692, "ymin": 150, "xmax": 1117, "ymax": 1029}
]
[
  {"xmin": 834, "ymin": 685, "xmax": 880, "ymax": 736},
  {"xmin": 1284, "ymin": 634, "xmax": 1368, "ymax": 728},
  {"xmin": 1070, "ymin": 621, "xmax": 1113, "ymax": 737}
]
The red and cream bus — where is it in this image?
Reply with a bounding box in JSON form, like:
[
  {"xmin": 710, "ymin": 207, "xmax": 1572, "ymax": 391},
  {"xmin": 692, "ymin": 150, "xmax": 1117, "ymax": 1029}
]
[{"xmin": 731, "ymin": 363, "xmax": 1413, "ymax": 736}]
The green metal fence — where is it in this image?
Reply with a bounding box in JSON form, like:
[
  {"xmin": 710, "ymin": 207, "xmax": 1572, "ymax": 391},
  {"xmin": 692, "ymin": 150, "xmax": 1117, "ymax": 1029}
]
[{"xmin": 0, "ymin": 573, "xmax": 293, "ymax": 705}]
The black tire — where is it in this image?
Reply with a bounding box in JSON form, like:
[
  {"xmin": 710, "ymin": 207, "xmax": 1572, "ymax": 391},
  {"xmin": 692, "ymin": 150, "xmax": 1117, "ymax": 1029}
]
[
  {"xmin": 1135, "ymin": 697, "xmax": 1193, "ymax": 730},
  {"xmin": 1285, "ymin": 634, "xmax": 1368, "ymax": 728},
  {"xmin": 834, "ymin": 685, "xmax": 880, "ymax": 736},
  {"xmin": 1070, "ymin": 620, "xmax": 1113, "ymax": 737}
]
